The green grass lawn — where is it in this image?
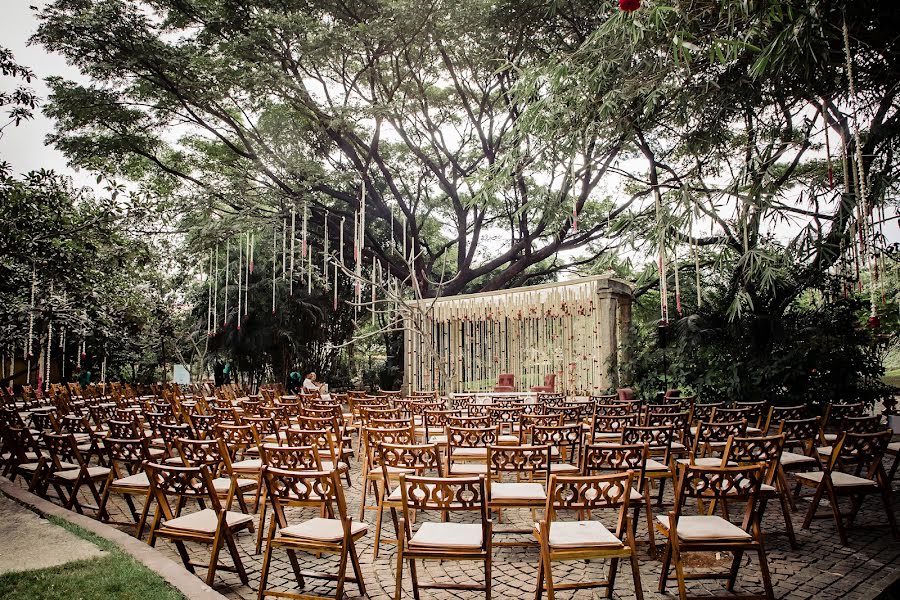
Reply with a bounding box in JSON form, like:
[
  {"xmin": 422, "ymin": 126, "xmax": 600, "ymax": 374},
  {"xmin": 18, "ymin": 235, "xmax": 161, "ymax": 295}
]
[{"xmin": 0, "ymin": 516, "xmax": 184, "ymax": 600}]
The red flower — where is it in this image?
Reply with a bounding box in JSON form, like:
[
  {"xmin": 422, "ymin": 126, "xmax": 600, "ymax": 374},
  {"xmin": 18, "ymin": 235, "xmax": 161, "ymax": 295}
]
[
  {"xmin": 868, "ymin": 315, "xmax": 880, "ymax": 329},
  {"xmin": 619, "ymin": 0, "xmax": 640, "ymax": 11}
]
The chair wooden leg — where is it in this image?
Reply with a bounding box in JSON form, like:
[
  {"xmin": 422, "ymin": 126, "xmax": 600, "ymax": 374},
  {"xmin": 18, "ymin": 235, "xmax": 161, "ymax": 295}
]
[
  {"xmin": 657, "ymin": 535, "xmax": 672, "ymax": 592},
  {"xmin": 135, "ymin": 491, "xmax": 152, "ymax": 539},
  {"xmin": 802, "ymin": 481, "xmax": 826, "ymax": 530},
  {"xmin": 409, "ymin": 557, "xmax": 421, "ymax": 600},
  {"xmin": 224, "ymin": 530, "xmax": 249, "ymax": 585},
  {"xmin": 726, "ymin": 549, "xmax": 743, "ymax": 592},
  {"xmin": 257, "ymin": 543, "xmax": 273, "ymax": 600},
  {"xmin": 173, "ymin": 540, "xmax": 194, "ymax": 573},
  {"xmin": 757, "ymin": 543, "xmax": 775, "ymax": 600},
  {"xmin": 373, "ymin": 486, "xmax": 385, "ymax": 559},
  {"xmin": 484, "ymin": 552, "xmax": 492, "ymax": 600},
  {"xmin": 394, "ymin": 528, "xmax": 405, "ymax": 600},
  {"xmin": 534, "ymin": 555, "xmax": 545, "ymax": 600},
  {"xmin": 255, "ymin": 497, "xmax": 267, "ymax": 554},
  {"xmin": 824, "ymin": 481, "xmax": 848, "ymax": 545},
  {"xmin": 285, "ymin": 549, "xmax": 305, "ymax": 588},
  {"xmin": 606, "ymin": 557, "xmax": 619, "ymax": 598},
  {"xmin": 207, "ymin": 529, "xmax": 225, "ymax": 586},
  {"xmin": 335, "ymin": 545, "xmax": 349, "ymax": 600},
  {"xmin": 97, "ymin": 479, "xmax": 113, "ymax": 522},
  {"xmin": 627, "ymin": 527, "xmax": 644, "ymax": 600},
  {"xmin": 778, "ymin": 467, "xmax": 796, "ymax": 512},
  {"xmin": 349, "ymin": 540, "xmax": 366, "ymax": 596},
  {"xmin": 778, "ymin": 491, "xmax": 798, "ymax": 550}
]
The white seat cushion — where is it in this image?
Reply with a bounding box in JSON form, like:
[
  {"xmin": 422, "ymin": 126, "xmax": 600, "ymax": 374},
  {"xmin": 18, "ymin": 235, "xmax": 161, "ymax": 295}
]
[
  {"xmin": 451, "ymin": 448, "xmax": 487, "ymax": 458},
  {"xmin": 823, "ymin": 433, "xmax": 838, "ymax": 442},
  {"xmin": 231, "ymin": 458, "xmax": 262, "ymax": 471},
  {"xmin": 410, "ymin": 522, "xmax": 483, "ymax": 549},
  {"xmin": 497, "ymin": 434, "xmax": 520, "ymax": 444},
  {"xmin": 644, "ymin": 458, "xmax": 669, "ymax": 472},
  {"xmin": 657, "ymin": 515, "xmax": 751, "ymax": 541},
  {"xmin": 449, "ymin": 463, "xmax": 488, "ymax": 475},
  {"xmin": 676, "ymin": 457, "xmax": 723, "ymax": 467},
  {"xmin": 887, "ymin": 441, "xmax": 900, "ymax": 453},
  {"xmin": 427, "ymin": 435, "xmax": 448, "ymax": 444},
  {"xmin": 280, "ymin": 517, "xmax": 367, "ymax": 542},
  {"xmin": 112, "ymin": 472, "xmax": 150, "ymax": 489},
  {"xmin": 56, "ymin": 466, "xmax": 109, "ymax": 480},
  {"xmin": 780, "ymin": 451, "xmax": 817, "ymax": 466},
  {"xmin": 211, "ymin": 477, "xmax": 257, "ymax": 492},
  {"xmin": 320, "ymin": 460, "xmax": 350, "ymax": 471},
  {"xmin": 592, "ymin": 432, "xmax": 621, "ymax": 440},
  {"xmin": 671, "ymin": 442, "xmax": 686, "ymax": 451},
  {"xmin": 746, "ymin": 427, "xmax": 761, "ymax": 435},
  {"xmin": 549, "ymin": 462, "xmax": 579, "ymax": 473},
  {"xmin": 490, "ymin": 482, "xmax": 546, "ymax": 501},
  {"xmin": 816, "ymin": 446, "xmax": 833, "ymax": 456},
  {"xmin": 794, "ymin": 471, "xmax": 878, "ymax": 488},
  {"xmin": 535, "ymin": 520, "xmax": 622, "ymax": 548},
  {"xmin": 162, "ymin": 508, "xmax": 253, "ymax": 534}
]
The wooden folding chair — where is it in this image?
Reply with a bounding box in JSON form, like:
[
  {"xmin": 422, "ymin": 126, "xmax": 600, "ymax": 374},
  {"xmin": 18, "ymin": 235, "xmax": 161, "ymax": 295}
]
[
  {"xmin": 446, "ymin": 425, "xmax": 499, "ymax": 476},
  {"xmin": 582, "ymin": 441, "xmax": 657, "ymax": 556},
  {"xmin": 796, "ymin": 429, "xmax": 898, "ymax": 545},
  {"xmin": 146, "ymin": 462, "xmax": 252, "ymax": 586},
  {"xmin": 485, "ymin": 444, "xmax": 550, "ymax": 546},
  {"xmin": 720, "ymin": 433, "xmax": 797, "ymax": 549},
  {"xmin": 534, "ymin": 472, "xmax": 644, "ymax": 600},
  {"xmin": 530, "ymin": 423, "xmax": 583, "ymax": 474},
  {"xmin": 358, "ymin": 424, "xmax": 416, "ymax": 520},
  {"xmin": 41, "ymin": 431, "xmax": 110, "ymax": 514},
  {"xmin": 374, "ymin": 442, "xmax": 443, "ymax": 558},
  {"xmin": 395, "ymin": 474, "xmax": 492, "ymax": 600},
  {"xmin": 97, "ymin": 437, "xmax": 153, "ymax": 538},
  {"xmin": 258, "ymin": 467, "xmax": 367, "ymax": 600},
  {"xmin": 622, "ymin": 424, "xmax": 675, "ymax": 506},
  {"xmin": 656, "ymin": 463, "xmax": 773, "ymax": 600}
]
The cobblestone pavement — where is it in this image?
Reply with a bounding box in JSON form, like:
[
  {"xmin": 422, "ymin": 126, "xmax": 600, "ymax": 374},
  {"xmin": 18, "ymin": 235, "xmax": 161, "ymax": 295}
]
[{"xmin": 26, "ymin": 453, "xmax": 900, "ymax": 600}]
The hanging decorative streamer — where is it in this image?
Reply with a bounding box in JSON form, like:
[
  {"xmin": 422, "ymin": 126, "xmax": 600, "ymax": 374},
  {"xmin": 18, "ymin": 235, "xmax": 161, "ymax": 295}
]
[
  {"xmin": 244, "ymin": 232, "xmax": 250, "ymax": 316},
  {"xmin": 323, "ymin": 211, "xmax": 329, "ymax": 286},
  {"xmin": 843, "ymin": 19, "xmax": 878, "ymax": 323},
  {"xmin": 571, "ymin": 155, "xmax": 578, "ymax": 233},
  {"xmin": 59, "ymin": 327, "xmax": 65, "ymax": 381},
  {"xmin": 27, "ymin": 263, "xmax": 36, "ymax": 359},
  {"xmin": 249, "ymin": 232, "xmax": 254, "ymax": 273},
  {"xmin": 213, "ymin": 245, "xmax": 219, "ymax": 333},
  {"xmin": 372, "ymin": 255, "xmax": 377, "ymax": 324},
  {"xmin": 301, "ymin": 203, "xmax": 308, "ymax": 259},
  {"xmin": 100, "ymin": 354, "xmax": 106, "ymax": 384},
  {"xmin": 691, "ymin": 209, "xmax": 701, "ymax": 308},
  {"xmin": 224, "ymin": 241, "xmax": 230, "ymax": 326},
  {"xmin": 77, "ymin": 340, "xmax": 83, "ymax": 369},
  {"xmin": 339, "ymin": 217, "xmax": 345, "ymax": 266},
  {"xmin": 307, "ymin": 242, "xmax": 313, "ymax": 295},
  {"xmin": 333, "ymin": 262, "xmax": 338, "ymax": 311},
  {"xmin": 45, "ymin": 321, "xmax": 52, "ymax": 387},
  {"xmin": 282, "ymin": 218, "xmax": 287, "ymax": 280},
  {"xmin": 402, "ymin": 214, "xmax": 407, "ymax": 263},
  {"xmin": 207, "ymin": 253, "xmax": 213, "ymax": 337},
  {"xmin": 290, "ymin": 206, "xmax": 296, "ymax": 296},
  {"xmin": 653, "ymin": 184, "xmax": 668, "ymax": 322},
  {"xmin": 272, "ymin": 224, "xmax": 277, "ymax": 313},
  {"xmin": 673, "ymin": 245, "xmax": 682, "ymax": 315},
  {"xmin": 237, "ymin": 235, "xmax": 242, "ymax": 329}
]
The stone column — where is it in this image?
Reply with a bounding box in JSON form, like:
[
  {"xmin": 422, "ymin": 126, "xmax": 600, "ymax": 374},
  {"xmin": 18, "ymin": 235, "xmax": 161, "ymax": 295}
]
[{"xmin": 596, "ymin": 290, "xmax": 619, "ymax": 391}]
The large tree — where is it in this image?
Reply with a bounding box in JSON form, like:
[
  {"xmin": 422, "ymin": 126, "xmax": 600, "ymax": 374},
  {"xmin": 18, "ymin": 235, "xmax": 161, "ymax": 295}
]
[{"xmin": 35, "ymin": 0, "xmax": 628, "ymax": 297}]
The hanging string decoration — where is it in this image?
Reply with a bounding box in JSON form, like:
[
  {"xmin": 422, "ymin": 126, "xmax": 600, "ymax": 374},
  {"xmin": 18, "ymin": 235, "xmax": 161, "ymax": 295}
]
[
  {"xmin": 301, "ymin": 203, "xmax": 308, "ymax": 259},
  {"xmin": 244, "ymin": 232, "xmax": 250, "ymax": 316},
  {"xmin": 282, "ymin": 218, "xmax": 287, "ymax": 280},
  {"xmin": 571, "ymin": 155, "xmax": 579, "ymax": 233},
  {"xmin": 45, "ymin": 321, "xmax": 52, "ymax": 387},
  {"xmin": 333, "ymin": 262, "xmax": 338, "ymax": 311},
  {"xmin": 224, "ymin": 241, "xmax": 230, "ymax": 327},
  {"xmin": 290, "ymin": 206, "xmax": 296, "ymax": 296},
  {"xmin": 237, "ymin": 235, "xmax": 243, "ymax": 330},
  {"xmin": 843, "ymin": 19, "xmax": 879, "ymax": 327},
  {"xmin": 207, "ymin": 252, "xmax": 213, "ymax": 337},
  {"xmin": 323, "ymin": 211, "xmax": 329, "ymax": 287},
  {"xmin": 272, "ymin": 224, "xmax": 277, "ymax": 314},
  {"xmin": 307, "ymin": 241, "xmax": 313, "ymax": 295},
  {"xmin": 27, "ymin": 263, "xmax": 36, "ymax": 360},
  {"xmin": 213, "ymin": 245, "xmax": 219, "ymax": 333}
]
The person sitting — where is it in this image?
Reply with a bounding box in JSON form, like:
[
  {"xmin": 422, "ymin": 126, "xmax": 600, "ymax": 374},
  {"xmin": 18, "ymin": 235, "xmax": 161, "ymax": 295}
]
[
  {"xmin": 286, "ymin": 371, "xmax": 302, "ymax": 394},
  {"xmin": 302, "ymin": 371, "xmax": 330, "ymax": 399}
]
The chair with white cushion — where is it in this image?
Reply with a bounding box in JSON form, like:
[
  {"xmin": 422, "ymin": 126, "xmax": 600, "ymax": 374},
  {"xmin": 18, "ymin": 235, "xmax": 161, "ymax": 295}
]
[
  {"xmin": 796, "ymin": 429, "xmax": 897, "ymax": 545},
  {"xmin": 446, "ymin": 425, "xmax": 499, "ymax": 476},
  {"xmin": 258, "ymin": 467, "xmax": 367, "ymax": 600},
  {"xmin": 656, "ymin": 463, "xmax": 773, "ymax": 600},
  {"xmin": 374, "ymin": 442, "xmax": 443, "ymax": 559},
  {"xmin": 97, "ymin": 437, "xmax": 153, "ymax": 538},
  {"xmin": 534, "ymin": 472, "xmax": 644, "ymax": 600},
  {"xmin": 395, "ymin": 474, "xmax": 492, "ymax": 600},
  {"xmin": 146, "ymin": 462, "xmax": 253, "ymax": 586},
  {"xmin": 485, "ymin": 444, "xmax": 551, "ymax": 545}
]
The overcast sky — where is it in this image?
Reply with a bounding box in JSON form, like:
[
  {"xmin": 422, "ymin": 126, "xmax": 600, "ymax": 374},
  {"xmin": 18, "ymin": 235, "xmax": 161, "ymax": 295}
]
[{"xmin": 0, "ymin": 0, "xmax": 94, "ymax": 186}]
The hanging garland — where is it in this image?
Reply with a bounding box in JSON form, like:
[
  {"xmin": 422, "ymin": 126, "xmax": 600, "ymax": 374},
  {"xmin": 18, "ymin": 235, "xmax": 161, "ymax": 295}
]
[
  {"xmin": 237, "ymin": 234, "xmax": 242, "ymax": 329},
  {"xmin": 272, "ymin": 223, "xmax": 277, "ymax": 314},
  {"xmin": 290, "ymin": 206, "xmax": 296, "ymax": 296},
  {"xmin": 244, "ymin": 231, "xmax": 250, "ymax": 316},
  {"xmin": 213, "ymin": 245, "xmax": 219, "ymax": 333},
  {"xmin": 224, "ymin": 241, "xmax": 230, "ymax": 327},
  {"xmin": 843, "ymin": 19, "xmax": 879, "ymax": 327}
]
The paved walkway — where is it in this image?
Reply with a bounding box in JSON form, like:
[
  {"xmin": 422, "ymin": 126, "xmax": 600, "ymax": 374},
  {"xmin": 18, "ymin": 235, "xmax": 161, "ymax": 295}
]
[
  {"xmin": 0, "ymin": 493, "xmax": 105, "ymax": 574},
  {"xmin": 12, "ymin": 457, "xmax": 900, "ymax": 599}
]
